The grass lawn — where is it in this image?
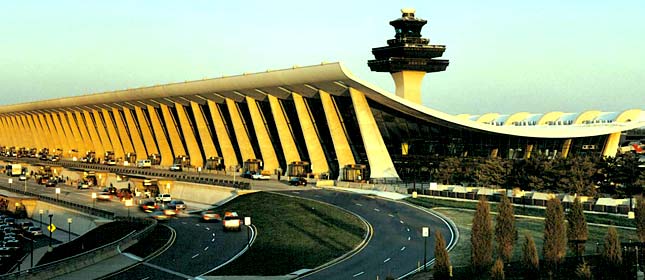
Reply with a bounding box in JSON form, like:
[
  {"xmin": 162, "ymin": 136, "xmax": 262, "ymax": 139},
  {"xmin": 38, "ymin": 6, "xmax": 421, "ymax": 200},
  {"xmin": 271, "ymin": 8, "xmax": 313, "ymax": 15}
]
[{"xmin": 209, "ymin": 191, "xmax": 367, "ymax": 276}]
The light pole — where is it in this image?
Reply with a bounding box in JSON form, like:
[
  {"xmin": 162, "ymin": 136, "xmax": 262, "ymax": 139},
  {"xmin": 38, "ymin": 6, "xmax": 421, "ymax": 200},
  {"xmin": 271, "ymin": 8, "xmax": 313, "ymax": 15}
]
[
  {"xmin": 67, "ymin": 218, "xmax": 72, "ymax": 242},
  {"xmin": 422, "ymin": 227, "xmax": 429, "ymax": 271},
  {"xmin": 8, "ymin": 178, "xmax": 12, "ymax": 190},
  {"xmin": 24, "ymin": 176, "xmax": 28, "ymax": 193},
  {"xmin": 91, "ymin": 192, "xmax": 97, "ymax": 208},
  {"xmin": 48, "ymin": 214, "xmax": 53, "ymax": 250},
  {"xmin": 55, "ymin": 187, "xmax": 60, "ymax": 201},
  {"xmin": 125, "ymin": 199, "xmax": 133, "ymax": 218},
  {"xmin": 245, "ymin": 217, "xmax": 252, "ymax": 245},
  {"xmin": 39, "ymin": 209, "xmax": 44, "ymax": 226}
]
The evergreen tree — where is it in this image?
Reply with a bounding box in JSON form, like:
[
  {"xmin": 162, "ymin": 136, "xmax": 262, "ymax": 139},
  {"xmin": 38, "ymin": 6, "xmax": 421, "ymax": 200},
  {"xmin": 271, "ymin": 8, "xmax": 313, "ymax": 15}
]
[
  {"xmin": 543, "ymin": 198, "xmax": 566, "ymax": 271},
  {"xmin": 522, "ymin": 234, "xmax": 539, "ymax": 279},
  {"xmin": 602, "ymin": 227, "xmax": 622, "ymax": 269},
  {"xmin": 471, "ymin": 196, "xmax": 493, "ymax": 272},
  {"xmin": 495, "ymin": 194, "xmax": 516, "ymax": 262},
  {"xmin": 490, "ymin": 258, "xmax": 505, "ymax": 280},
  {"xmin": 433, "ymin": 230, "xmax": 451, "ymax": 280},
  {"xmin": 566, "ymin": 197, "xmax": 588, "ymax": 256},
  {"xmin": 637, "ymin": 196, "xmax": 645, "ymax": 242}
]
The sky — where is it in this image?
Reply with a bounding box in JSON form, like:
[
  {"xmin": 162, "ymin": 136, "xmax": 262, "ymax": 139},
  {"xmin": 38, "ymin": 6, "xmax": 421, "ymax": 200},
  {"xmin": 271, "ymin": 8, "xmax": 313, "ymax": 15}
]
[{"xmin": 1, "ymin": 1, "xmax": 644, "ymax": 114}]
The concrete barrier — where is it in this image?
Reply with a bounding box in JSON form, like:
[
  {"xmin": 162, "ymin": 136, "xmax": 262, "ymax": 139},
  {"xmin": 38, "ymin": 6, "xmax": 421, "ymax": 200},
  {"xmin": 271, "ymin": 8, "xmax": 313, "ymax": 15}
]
[{"xmin": 170, "ymin": 181, "xmax": 236, "ymax": 205}]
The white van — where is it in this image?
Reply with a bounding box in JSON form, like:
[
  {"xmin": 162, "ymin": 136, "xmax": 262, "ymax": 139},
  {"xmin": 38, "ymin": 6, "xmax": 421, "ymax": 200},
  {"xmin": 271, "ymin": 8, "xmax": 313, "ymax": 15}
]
[{"xmin": 136, "ymin": 159, "xmax": 152, "ymax": 168}]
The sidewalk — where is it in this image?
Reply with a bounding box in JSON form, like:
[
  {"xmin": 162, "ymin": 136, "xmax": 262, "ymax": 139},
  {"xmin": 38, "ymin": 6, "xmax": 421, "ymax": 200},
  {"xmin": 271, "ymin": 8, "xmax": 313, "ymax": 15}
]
[
  {"xmin": 15, "ymin": 218, "xmax": 80, "ymax": 272},
  {"xmin": 49, "ymin": 253, "xmax": 138, "ymax": 280}
]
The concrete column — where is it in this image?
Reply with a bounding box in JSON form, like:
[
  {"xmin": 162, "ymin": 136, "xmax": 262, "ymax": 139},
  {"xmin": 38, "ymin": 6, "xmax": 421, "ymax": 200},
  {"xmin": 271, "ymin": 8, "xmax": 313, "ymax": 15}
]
[
  {"xmin": 101, "ymin": 109, "xmax": 124, "ymax": 160},
  {"xmin": 190, "ymin": 101, "xmax": 219, "ymax": 158},
  {"xmin": 122, "ymin": 107, "xmax": 147, "ymax": 160},
  {"xmin": 245, "ymin": 96, "xmax": 279, "ymax": 172},
  {"xmin": 160, "ymin": 103, "xmax": 187, "ymax": 164},
  {"xmin": 293, "ymin": 92, "xmax": 329, "ymax": 174},
  {"xmin": 134, "ymin": 106, "xmax": 159, "ymax": 157},
  {"xmin": 561, "ymin": 139, "xmax": 572, "ymax": 158},
  {"xmin": 49, "ymin": 112, "xmax": 72, "ymax": 153},
  {"xmin": 112, "ymin": 108, "xmax": 135, "ymax": 156},
  {"xmin": 319, "ymin": 90, "xmax": 354, "ymax": 172},
  {"xmin": 207, "ymin": 100, "xmax": 238, "ymax": 169},
  {"xmin": 70, "ymin": 111, "xmax": 96, "ymax": 157},
  {"xmin": 225, "ymin": 98, "xmax": 256, "ymax": 162},
  {"xmin": 602, "ymin": 133, "xmax": 621, "ymax": 158},
  {"xmin": 490, "ymin": 148, "xmax": 498, "ymax": 158},
  {"xmin": 67, "ymin": 111, "xmax": 92, "ymax": 155},
  {"xmin": 143, "ymin": 105, "xmax": 173, "ymax": 166},
  {"xmin": 23, "ymin": 115, "xmax": 41, "ymax": 149},
  {"xmin": 349, "ymin": 88, "xmax": 400, "ymax": 181},
  {"xmin": 39, "ymin": 114, "xmax": 60, "ymax": 151},
  {"xmin": 82, "ymin": 110, "xmax": 105, "ymax": 157},
  {"xmin": 0, "ymin": 117, "xmax": 11, "ymax": 146},
  {"xmin": 12, "ymin": 115, "xmax": 32, "ymax": 148},
  {"xmin": 174, "ymin": 102, "xmax": 203, "ymax": 168},
  {"xmin": 524, "ymin": 144, "xmax": 534, "ymax": 159},
  {"xmin": 57, "ymin": 112, "xmax": 77, "ymax": 155},
  {"xmin": 34, "ymin": 114, "xmax": 54, "ymax": 151},
  {"xmin": 91, "ymin": 110, "xmax": 114, "ymax": 156},
  {"xmin": 267, "ymin": 95, "xmax": 300, "ymax": 170},
  {"xmin": 6, "ymin": 116, "xmax": 21, "ymax": 147}
]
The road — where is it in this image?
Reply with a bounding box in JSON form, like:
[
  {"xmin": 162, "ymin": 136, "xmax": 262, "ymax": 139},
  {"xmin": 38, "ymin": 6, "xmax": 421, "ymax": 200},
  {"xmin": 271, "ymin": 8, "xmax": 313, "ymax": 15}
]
[{"xmin": 281, "ymin": 189, "xmax": 455, "ymax": 280}]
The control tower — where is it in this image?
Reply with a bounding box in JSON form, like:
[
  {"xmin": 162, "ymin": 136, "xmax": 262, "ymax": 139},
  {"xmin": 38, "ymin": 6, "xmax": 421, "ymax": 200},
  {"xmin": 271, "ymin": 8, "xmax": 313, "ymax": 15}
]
[{"xmin": 368, "ymin": 8, "xmax": 449, "ymax": 104}]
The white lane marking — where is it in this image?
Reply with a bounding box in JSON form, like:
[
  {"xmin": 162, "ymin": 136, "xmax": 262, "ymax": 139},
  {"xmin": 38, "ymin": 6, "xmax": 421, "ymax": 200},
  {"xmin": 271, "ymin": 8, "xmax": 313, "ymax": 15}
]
[
  {"xmin": 141, "ymin": 277, "xmax": 150, "ymax": 280},
  {"xmin": 406, "ymin": 228, "xmax": 410, "ymax": 232},
  {"xmin": 204, "ymin": 246, "xmax": 209, "ymax": 251},
  {"xmin": 292, "ymin": 191, "xmax": 300, "ymax": 194},
  {"xmin": 196, "ymin": 224, "xmax": 201, "ymax": 227},
  {"xmin": 373, "ymin": 208, "xmax": 380, "ymax": 212},
  {"xmin": 408, "ymin": 236, "xmax": 411, "ymax": 241},
  {"xmin": 142, "ymin": 262, "xmax": 195, "ymax": 279},
  {"xmin": 353, "ymin": 272, "xmax": 365, "ymax": 277},
  {"xmin": 192, "ymin": 253, "xmax": 200, "ymax": 259},
  {"xmin": 211, "ymin": 238, "xmax": 215, "ymax": 242},
  {"xmin": 212, "ymin": 233, "xmax": 215, "ymax": 237},
  {"xmin": 122, "ymin": 252, "xmax": 143, "ymax": 261},
  {"xmin": 181, "ymin": 222, "xmax": 187, "ymax": 225},
  {"xmin": 400, "ymin": 220, "xmax": 404, "ymax": 224},
  {"xmin": 205, "ymin": 227, "xmax": 210, "ymax": 231},
  {"xmin": 401, "ymin": 246, "xmax": 406, "ymax": 251},
  {"xmin": 388, "ymin": 214, "xmax": 394, "ymax": 217},
  {"xmin": 355, "ymin": 203, "xmax": 363, "ymax": 207},
  {"xmin": 383, "ymin": 258, "xmax": 391, "ymax": 263}
]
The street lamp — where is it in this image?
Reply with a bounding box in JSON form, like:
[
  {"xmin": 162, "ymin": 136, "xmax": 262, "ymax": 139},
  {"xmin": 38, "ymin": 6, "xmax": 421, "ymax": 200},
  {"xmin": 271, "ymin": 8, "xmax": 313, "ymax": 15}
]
[
  {"xmin": 125, "ymin": 199, "xmax": 133, "ymax": 218},
  {"xmin": 8, "ymin": 178, "xmax": 12, "ymax": 189},
  {"xmin": 422, "ymin": 227, "xmax": 429, "ymax": 271},
  {"xmin": 39, "ymin": 209, "xmax": 44, "ymax": 226},
  {"xmin": 24, "ymin": 176, "xmax": 28, "ymax": 193},
  {"xmin": 67, "ymin": 218, "xmax": 72, "ymax": 242},
  {"xmin": 48, "ymin": 214, "xmax": 53, "ymax": 250},
  {"xmin": 91, "ymin": 192, "xmax": 97, "ymax": 208},
  {"xmin": 245, "ymin": 217, "xmax": 252, "ymax": 245},
  {"xmin": 55, "ymin": 187, "xmax": 61, "ymax": 201}
]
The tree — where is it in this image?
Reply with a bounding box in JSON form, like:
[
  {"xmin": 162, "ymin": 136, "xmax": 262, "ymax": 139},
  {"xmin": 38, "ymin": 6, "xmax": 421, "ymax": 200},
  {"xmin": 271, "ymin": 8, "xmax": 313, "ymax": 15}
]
[
  {"xmin": 637, "ymin": 196, "xmax": 645, "ymax": 242},
  {"xmin": 433, "ymin": 230, "xmax": 451, "ymax": 280},
  {"xmin": 490, "ymin": 258, "xmax": 505, "ymax": 280},
  {"xmin": 543, "ymin": 198, "xmax": 566, "ymax": 271},
  {"xmin": 566, "ymin": 197, "xmax": 588, "ymax": 256},
  {"xmin": 495, "ymin": 194, "xmax": 516, "ymax": 262},
  {"xmin": 522, "ymin": 234, "xmax": 539, "ymax": 279},
  {"xmin": 602, "ymin": 226, "xmax": 622, "ymax": 269},
  {"xmin": 437, "ymin": 157, "xmax": 461, "ymax": 185},
  {"xmin": 574, "ymin": 261, "xmax": 592, "ymax": 280},
  {"xmin": 471, "ymin": 196, "xmax": 493, "ymax": 271}
]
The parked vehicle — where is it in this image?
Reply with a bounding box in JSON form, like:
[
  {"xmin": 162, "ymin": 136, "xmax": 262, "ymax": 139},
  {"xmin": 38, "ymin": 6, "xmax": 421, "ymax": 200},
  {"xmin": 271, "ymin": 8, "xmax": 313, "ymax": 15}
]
[
  {"xmin": 288, "ymin": 177, "xmax": 307, "ymax": 186},
  {"xmin": 136, "ymin": 159, "xmax": 152, "ymax": 168},
  {"xmin": 77, "ymin": 181, "xmax": 90, "ymax": 190},
  {"xmin": 251, "ymin": 173, "xmax": 271, "ymax": 180},
  {"xmin": 27, "ymin": 226, "xmax": 43, "ymax": 236},
  {"xmin": 19, "ymin": 174, "xmax": 27, "ymax": 181},
  {"xmin": 19, "ymin": 221, "xmax": 34, "ymax": 230},
  {"xmin": 45, "ymin": 181, "xmax": 57, "ymax": 188},
  {"xmin": 169, "ymin": 164, "xmax": 183, "ymax": 172},
  {"xmin": 222, "ymin": 212, "xmax": 241, "ymax": 232}
]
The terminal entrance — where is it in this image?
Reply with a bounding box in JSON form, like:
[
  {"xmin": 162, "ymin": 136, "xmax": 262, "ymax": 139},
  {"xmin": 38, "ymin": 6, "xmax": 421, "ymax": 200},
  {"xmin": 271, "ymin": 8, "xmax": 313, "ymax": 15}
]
[
  {"xmin": 288, "ymin": 161, "xmax": 310, "ymax": 177},
  {"xmin": 342, "ymin": 164, "xmax": 367, "ymax": 182}
]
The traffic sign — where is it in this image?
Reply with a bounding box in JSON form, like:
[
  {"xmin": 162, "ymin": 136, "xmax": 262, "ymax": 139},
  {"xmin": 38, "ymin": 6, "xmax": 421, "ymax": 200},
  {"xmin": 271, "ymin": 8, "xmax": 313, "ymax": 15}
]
[
  {"xmin": 47, "ymin": 224, "xmax": 57, "ymax": 233},
  {"xmin": 422, "ymin": 227, "xmax": 429, "ymax": 237}
]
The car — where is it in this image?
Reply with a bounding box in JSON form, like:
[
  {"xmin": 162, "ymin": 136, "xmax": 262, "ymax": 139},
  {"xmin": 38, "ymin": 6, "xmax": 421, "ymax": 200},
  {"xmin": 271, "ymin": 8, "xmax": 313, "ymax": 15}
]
[
  {"xmin": 2, "ymin": 239, "xmax": 20, "ymax": 249},
  {"xmin": 26, "ymin": 226, "xmax": 43, "ymax": 236},
  {"xmin": 19, "ymin": 221, "xmax": 34, "ymax": 230},
  {"xmin": 288, "ymin": 177, "xmax": 307, "ymax": 186},
  {"xmin": 201, "ymin": 210, "xmax": 221, "ymax": 222},
  {"xmin": 106, "ymin": 159, "xmax": 117, "ymax": 166},
  {"xmin": 155, "ymin": 193, "xmax": 172, "ymax": 203},
  {"xmin": 77, "ymin": 181, "xmax": 90, "ymax": 190},
  {"xmin": 45, "ymin": 181, "xmax": 57, "ymax": 188},
  {"xmin": 223, "ymin": 212, "xmax": 241, "ymax": 231},
  {"xmin": 18, "ymin": 174, "xmax": 27, "ymax": 181},
  {"xmin": 169, "ymin": 164, "xmax": 183, "ymax": 172},
  {"xmin": 3, "ymin": 232, "xmax": 16, "ymax": 239},
  {"xmin": 161, "ymin": 205, "xmax": 177, "ymax": 217},
  {"xmin": 149, "ymin": 211, "xmax": 171, "ymax": 221},
  {"xmin": 139, "ymin": 200, "xmax": 158, "ymax": 212},
  {"xmin": 3, "ymin": 218, "xmax": 15, "ymax": 226},
  {"xmin": 97, "ymin": 192, "xmax": 112, "ymax": 201},
  {"xmin": 241, "ymin": 171, "xmax": 255, "ymax": 179},
  {"xmin": 167, "ymin": 200, "xmax": 186, "ymax": 211},
  {"xmin": 251, "ymin": 173, "xmax": 271, "ymax": 180}
]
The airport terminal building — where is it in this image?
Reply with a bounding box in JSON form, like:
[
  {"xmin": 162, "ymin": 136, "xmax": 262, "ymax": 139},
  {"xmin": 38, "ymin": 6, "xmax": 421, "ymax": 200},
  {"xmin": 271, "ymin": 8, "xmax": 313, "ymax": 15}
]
[{"xmin": 0, "ymin": 9, "xmax": 643, "ymax": 183}]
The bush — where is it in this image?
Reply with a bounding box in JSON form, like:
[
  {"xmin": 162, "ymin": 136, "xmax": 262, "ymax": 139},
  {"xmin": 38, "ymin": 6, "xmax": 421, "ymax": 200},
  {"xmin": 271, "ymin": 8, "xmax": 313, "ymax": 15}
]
[
  {"xmin": 471, "ymin": 196, "xmax": 493, "ymax": 272},
  {"xmin": 490, "ymin": 258, "xmax": 505, "ymax": 280}
]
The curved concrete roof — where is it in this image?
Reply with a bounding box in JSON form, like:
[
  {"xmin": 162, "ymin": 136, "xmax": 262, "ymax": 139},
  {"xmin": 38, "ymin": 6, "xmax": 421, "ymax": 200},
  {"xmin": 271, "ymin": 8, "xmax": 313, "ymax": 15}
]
[{"xmin": 1, "ymin": 62, "xmax": 644, "ymax": 139}]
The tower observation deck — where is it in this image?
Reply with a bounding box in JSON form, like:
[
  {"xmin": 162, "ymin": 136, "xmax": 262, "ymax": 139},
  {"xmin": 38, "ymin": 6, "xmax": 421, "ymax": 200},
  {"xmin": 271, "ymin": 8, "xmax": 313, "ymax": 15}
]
[{"xmin": 368, "ymin": 8, "xmax": 449, "ymax": 104}]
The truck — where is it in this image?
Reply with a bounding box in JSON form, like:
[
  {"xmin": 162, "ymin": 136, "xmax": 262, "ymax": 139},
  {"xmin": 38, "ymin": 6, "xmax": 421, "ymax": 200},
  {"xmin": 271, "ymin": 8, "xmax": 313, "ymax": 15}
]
[{"xmin": 5, "ymin": 164, "xmax": 22, "ymax": 177}]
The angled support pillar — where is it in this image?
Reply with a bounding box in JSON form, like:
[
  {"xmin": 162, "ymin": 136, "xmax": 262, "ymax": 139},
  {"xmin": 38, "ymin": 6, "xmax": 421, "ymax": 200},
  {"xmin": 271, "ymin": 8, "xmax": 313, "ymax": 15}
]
[
  {"xmin": 174, "ymin": 102, "xmax": 203, "ymax": 168},
  {"xmin": 245, "ymin": 96, "xmax": 279, "ymax": 172},
  {"xmin": 0, "ymin": 116, "xmax": 10, "ymax": 146},
  {"xmin": 190, "ymin": 101, "xmax": 219, "ymax": 159},
  {"xmin": 11, "ymin": 116, "xmax": 31, "ymax": 148},
  {"xmin": 293, "ymin": 92, "xmax": 330, "ymax": 175},
  {"xmin": 524, "ymin": 144, "xmax": 534, "ymax": 159},
  {"xmin": 112, "ymin": 108, "xmax": 135, "ymax": 156},
  {"xmin": 70, "ymin": 111, "xmax": 96, "ymax": 156},
  {"xmin": 160, "ymin": 103, "xmax": 187, "ymax": 165},
  {"xmin": 3, "ymin": 116, "xmax": 19, "ymax": 147},
  {"xmin": 268, "ymin": 95, "xmax": 300, "ymax": 172},
  {"xmin": 91, "ymin": 110, "xmax": 114, "ymax": 156},
  {"xmin": 50, "ymin": 113, "xmax": 71, "ymax": 153},
  {"xmin": 101, "ymin": 109, "xmax": 124, "ymax": 160},
  {"xmin": 143, "ymin": 105, "xmax": 172, "ymax": 166},
  {"xmin": 33, "ymin": 114, "xmax": 54, "ymax": 151},
  {"xmin": 490, "ymin": 148, "xmax": 498, "ymax": 158},
  {"xmin": 349, "ymin": 88, "xmax": 400, "ymax": 182},
  {"xmin": 57, "ymin": 112, "xmax": 76, "ymax": 156},
  {"xmin": 319, "ymin": 90, "xmax": 354, "ymax": 175},
  {"xmin": 561, "ymin": 139, "xmax": 572, "ymax": 159},
  {"xmin": 82, "ymin": 110, "xmax": 105, "ymax": 157},
  {"xmin": 225, "ymin": 98, "xmax": 256, "ymax": 162},
  {"xmin": 602, "ymin": 133, "xmax": 621, "ymax": 158},
  {"xmin": 122, "ymin": 107, "xmax": 147, "ymax": 160},
  {"xmin": 207, "ymin": 100, "xmax": 238, "ymax": 170},
  {"xmin": 39, "ymin": 114, "xmax": 59, "ymax": 151},
  {"xmin": 22, "ymin": 115, "xmax": 40, "ymax": 149}
]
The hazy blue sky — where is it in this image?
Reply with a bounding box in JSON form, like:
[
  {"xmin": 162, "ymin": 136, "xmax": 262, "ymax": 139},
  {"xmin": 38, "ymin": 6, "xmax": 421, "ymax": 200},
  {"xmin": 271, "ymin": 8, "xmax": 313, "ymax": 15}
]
[{"xmin": 1, "ymin": 1, "xmax": 643, "ymax": 114}]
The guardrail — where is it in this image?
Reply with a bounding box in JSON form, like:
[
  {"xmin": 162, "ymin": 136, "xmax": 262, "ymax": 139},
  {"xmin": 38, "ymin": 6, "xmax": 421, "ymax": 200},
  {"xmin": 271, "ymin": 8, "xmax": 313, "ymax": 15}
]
[
  {"xmin": 0, "ymin": 183, "xmax": 115, "ymax": 219},
  {"xmin": 0, "ymin": 218, "xmax": 156, "ymax": 280}
]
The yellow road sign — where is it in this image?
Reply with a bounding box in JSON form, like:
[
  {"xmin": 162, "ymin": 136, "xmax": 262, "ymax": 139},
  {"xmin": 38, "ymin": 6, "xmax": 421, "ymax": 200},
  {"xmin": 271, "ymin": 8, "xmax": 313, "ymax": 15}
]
[{"xmin": 47, "ymin": 224, "xmax": 57, "ymax": 233}]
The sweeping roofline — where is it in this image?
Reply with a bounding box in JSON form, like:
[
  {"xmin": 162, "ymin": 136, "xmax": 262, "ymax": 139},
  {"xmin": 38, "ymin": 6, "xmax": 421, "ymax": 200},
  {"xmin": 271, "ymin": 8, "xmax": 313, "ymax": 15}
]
[{"xmin": 1, "ymin": 62, "xmax": 643, "ymax": 139}]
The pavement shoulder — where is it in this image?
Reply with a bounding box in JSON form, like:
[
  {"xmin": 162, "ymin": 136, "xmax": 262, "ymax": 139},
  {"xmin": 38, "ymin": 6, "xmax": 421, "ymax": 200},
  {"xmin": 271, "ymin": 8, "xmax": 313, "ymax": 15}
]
[{"xmin": 48, "ymin": 253, "xmax": 138, "ymax": 280}]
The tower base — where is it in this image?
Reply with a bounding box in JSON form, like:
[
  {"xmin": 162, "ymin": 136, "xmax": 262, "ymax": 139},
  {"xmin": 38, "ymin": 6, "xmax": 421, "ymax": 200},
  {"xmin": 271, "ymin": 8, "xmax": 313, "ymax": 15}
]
[{"xmin": 391, "ymin": 70, "xmax": 426, "ymax": 104}]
